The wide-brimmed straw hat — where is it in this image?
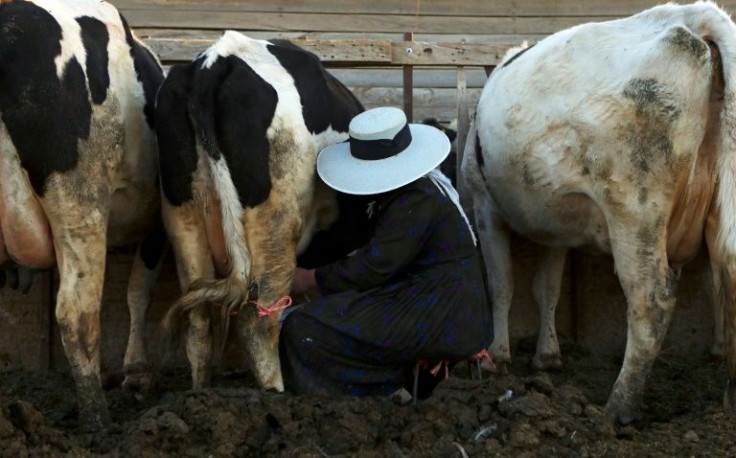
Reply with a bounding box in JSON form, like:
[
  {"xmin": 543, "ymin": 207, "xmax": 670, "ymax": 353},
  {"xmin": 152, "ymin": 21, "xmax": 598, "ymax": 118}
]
[{"xmin": 317, "ymin": 107, "xmax": 451, "ymax": 195}]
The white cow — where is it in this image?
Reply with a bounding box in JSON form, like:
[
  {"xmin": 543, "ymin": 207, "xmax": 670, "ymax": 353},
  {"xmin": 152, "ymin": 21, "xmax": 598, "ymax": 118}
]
[{"xmin": 462, "ymin": 2, "xmax": 736, "ymax": 424}]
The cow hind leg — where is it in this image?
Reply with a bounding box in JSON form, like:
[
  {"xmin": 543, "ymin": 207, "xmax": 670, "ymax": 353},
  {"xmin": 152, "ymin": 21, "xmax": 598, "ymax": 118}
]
[
  {"xmin": 161, "ymin": 199, "xmax": 217, "ymax": 389},
  {"xmin": 531, "ymin": 247, "xmax": 567, "ymax": 371},
  {"xmin": 474, "ymin": 191, "xmax": 514, "ymax": 371},
  {"xmin": 709, "ymin": 236, "xmax": 736, "ymax": 412},
  {"xmin": 234, "ymin": 204, "xmax": 300, "ymax": 392},
  {"xmin": 122, "ymin": 227, "xmax": 167, "ymax": 392},
  {"xmin": 605, "ymin": 222, "xmax": 677, "ymax": 425},
  {"xmin": 705, "ymin": 225, "xmax": 726, "ymax": 359},
  {"xmin": 716, "ymin": 267, "xmax": 736, "ymax": 413},
  {"xmin": 703, "ymin": 215, "xmax": 736, "ymax": 413},
  {"xmin": 48, "ymin": 209, "xmax": 110, "ymax": 431}
]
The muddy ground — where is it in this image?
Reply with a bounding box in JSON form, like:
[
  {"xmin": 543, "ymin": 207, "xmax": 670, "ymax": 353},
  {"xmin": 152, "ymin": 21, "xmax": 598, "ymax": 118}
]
[{"xmin": 0, "ymin": 339, "xmax": 734, "ymax": 457}]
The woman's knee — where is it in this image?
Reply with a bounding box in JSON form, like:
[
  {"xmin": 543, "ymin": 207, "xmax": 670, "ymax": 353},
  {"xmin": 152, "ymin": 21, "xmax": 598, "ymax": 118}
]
[{"xmin": 280, "ymin": 309, "xmax": 309, "ymax": 345}]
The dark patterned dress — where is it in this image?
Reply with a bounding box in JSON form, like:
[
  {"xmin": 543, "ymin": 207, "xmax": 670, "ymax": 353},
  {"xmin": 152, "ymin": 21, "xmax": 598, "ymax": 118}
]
[{"xmin": 279, "ymin": 176, "xmax": 491, "ymax": 397}]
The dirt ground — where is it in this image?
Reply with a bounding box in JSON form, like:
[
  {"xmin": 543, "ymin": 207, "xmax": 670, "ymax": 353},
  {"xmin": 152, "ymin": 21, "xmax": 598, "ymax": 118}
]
[{"xmin": 0, "ymin": 338, "xmax": 734, "ymax": 457}]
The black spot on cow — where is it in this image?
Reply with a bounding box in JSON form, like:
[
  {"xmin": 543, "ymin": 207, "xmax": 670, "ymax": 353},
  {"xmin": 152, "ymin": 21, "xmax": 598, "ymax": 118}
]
[
  {"xmin": 475, "ymin": 133, "xmax": 486, "ymax": 179},
  {"xmin": 196, "ymin": 55, "xmax": 277, "ymax": 208},
  {"xmin": 501, "ymin": 43, "xmax": 537, "ymax": 69},
  {"xmin": 139, "ymin": 217, "xmax": 167, "ymax": 270},
  {"xmin": 157, "ymin": 63, "xmax": 199, "ymax": 206},
  {"xmin": 268, "ymin": 40, "xmax": 364, "ymax": 134},
  {"xmin": 120, "ymin": 13, "xmax": 163, "ymax": 130},
  {"xmin": 622, "ymin": 78, "xmax": 679, "ymax": 174},
  {"xmin": 159, "ymin": 53, "xmax": 278, "ymax": 209},
  {"xmin": 665, "ymin": 26, "xmax": 708, "ymax": 61},
  {"xmin": 77, "ymin": 16, "xmax": 109, "ymax": 105},
  {"xmin": 0, "ymin": 2, "xmax": 91, "ymax": 195}
]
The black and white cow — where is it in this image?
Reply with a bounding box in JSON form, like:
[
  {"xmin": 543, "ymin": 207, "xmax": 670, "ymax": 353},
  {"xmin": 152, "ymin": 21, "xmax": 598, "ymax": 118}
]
[
  {"xmin": 0, "ymin": 0, "xmax": 164, "ymax": 431},
  {"xmin": 157, "ymin": 32, "xmax": 366, "ymax": 390}
]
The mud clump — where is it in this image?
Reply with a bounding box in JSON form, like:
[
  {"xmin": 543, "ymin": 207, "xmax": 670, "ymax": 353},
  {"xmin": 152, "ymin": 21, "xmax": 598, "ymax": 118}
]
[{"xmin": 0, "ymin": 399, "xmax": 81, "ymax": 457}]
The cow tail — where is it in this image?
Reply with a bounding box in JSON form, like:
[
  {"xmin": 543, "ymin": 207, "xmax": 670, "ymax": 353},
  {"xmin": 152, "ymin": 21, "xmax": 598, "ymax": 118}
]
[
  {"xmin": 163, "ymin": 277, "xmax": 246, "ymax": 357},
  {"xmin": 695, "ymin": 5, "xmax": 736, "ymax": 412},
  {"xmin": 189, "ymin": 56, "xmax": 252, "ymax": 288},
  {"xmin": 164, "ymin": 58, "xmax": 254, "ymax": 354},
  {"xmin": 458, "ymin": 118, "xmax": 479, "ymax": 215}
]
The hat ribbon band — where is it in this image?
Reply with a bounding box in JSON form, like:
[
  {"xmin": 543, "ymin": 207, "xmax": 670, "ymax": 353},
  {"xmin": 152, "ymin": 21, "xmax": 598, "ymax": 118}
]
[{"xmin": 349, "ymin": 123, "xmax": 412, "ymax": 160}]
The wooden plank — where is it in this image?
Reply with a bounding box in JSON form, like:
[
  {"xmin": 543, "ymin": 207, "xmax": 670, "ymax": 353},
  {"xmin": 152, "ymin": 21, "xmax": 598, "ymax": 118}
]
[
  {"xmin": 146, "ymin": 37, "xmax": 393, "ymax": 64},
  {"xmin": 156, "ymin": 65, "xmax": 490, "ymax": 88},
  {"xmin": 330, "ymin": 68, "xmax": 488, "ymax": 89},
  {"xmin": 392, "ymin": 41, "xmax": 508, "ymax": 66},
  {"xmin": 121, "ymin": 10, "xmax": 613, "ymax": 35},
  {"xmin": 144, "ymin": 36, "xmax": 512, "ymax": 66},
  {"xmin": 351, "ymin": 87, "xmax": 482, "ymax": 123},
  {"xmin": 133, "ymin": 28, "xmax": 547, "ymax": 44},
  {"xmin": 113, "ymin": 0, "xmax": 736, "ymax": 17}
]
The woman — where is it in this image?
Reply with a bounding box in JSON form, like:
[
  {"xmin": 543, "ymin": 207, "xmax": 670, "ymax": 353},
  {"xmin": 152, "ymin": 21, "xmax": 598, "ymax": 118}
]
[{"xmin": 280, "ymin": 106, "xmax": 491, "ymax": 399}]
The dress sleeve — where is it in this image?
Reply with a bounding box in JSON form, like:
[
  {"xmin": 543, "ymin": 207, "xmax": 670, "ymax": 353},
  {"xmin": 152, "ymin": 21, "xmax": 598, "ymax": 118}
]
[{"xmin": 315, "ymin": 185, "xmax": 436, "ymax": 293}]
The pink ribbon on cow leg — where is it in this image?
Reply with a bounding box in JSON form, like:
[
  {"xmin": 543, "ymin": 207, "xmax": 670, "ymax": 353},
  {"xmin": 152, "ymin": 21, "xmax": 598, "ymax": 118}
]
[{"xmin": 255, "ymin": 295, "xmax": 294, "ymax": 318}]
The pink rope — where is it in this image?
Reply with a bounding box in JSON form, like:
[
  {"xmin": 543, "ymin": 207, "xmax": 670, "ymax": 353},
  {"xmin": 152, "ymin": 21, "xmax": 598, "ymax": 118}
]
[
  {"xmin": 468, "ymin": 348, "xmax": 492, "ymax": 363},
  {"xmin": 468, "ymin": 348, "xmax": 495, "ymax": 371},
  {"xmin": 429, "ymin": 360, "xmax": 451, "ymax": 379},
  {"xmin": 255, "ymin": 295, "xmax": 294, "ymax": 318},
  {"xmin": 415, "ymin": 349, "xmax": 494, "ymax": 380}
]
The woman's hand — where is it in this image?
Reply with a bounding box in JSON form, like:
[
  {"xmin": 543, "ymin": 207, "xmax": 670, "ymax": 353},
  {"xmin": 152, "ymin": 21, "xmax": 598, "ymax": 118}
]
[{"xmin": 291, "ymin": 267, "xmax": 317, "ymax": 295}]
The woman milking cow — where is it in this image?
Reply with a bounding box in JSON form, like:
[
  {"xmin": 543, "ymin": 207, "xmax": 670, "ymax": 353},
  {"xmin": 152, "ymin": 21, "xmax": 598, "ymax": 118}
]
[{"xmin": 281, "ymin": 107, "xmax": 492, "ymax": 400}]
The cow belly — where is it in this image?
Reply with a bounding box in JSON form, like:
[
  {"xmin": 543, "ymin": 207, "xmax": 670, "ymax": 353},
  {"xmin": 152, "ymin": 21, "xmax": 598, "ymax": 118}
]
[
  {"xmin": 0, "ymin": 124, "xmax": 55, "ymax": 268},
  {"xmin": 495, "ymin": 185, "xmax": 611, "ymax": 252}
]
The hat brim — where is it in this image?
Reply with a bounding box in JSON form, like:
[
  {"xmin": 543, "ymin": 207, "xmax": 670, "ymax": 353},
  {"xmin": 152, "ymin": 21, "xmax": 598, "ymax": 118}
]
[{"xmin": 316, "ymin": 124, "xmax": 451, "ymax": 195}]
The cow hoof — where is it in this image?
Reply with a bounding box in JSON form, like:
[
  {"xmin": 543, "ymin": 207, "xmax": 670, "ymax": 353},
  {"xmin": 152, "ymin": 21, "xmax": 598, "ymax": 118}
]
[
  {"xmin": 490, "ymin": 360, "xmax": 509, "ymax": 375},
  {"xmin": 531, "ymin": 353, "xmax": 563, "ymax": 372},
  {"xmin": 122, "ymin": 363, "xmax": 152, "ymax": 393},
  {"xmin": 605, "ymin": 399, "xmax": 641, "ymax": 427},
  {"xmin": 78, "ymin": 404, "xmax": 111, "ymax": 434},
  {"xmin": 474, "ymin": 358, "xmax": 504, "ymax": 377},
  {"xmin": 122, "ymin": 373, "xmax": 152, "ymax": 394}
]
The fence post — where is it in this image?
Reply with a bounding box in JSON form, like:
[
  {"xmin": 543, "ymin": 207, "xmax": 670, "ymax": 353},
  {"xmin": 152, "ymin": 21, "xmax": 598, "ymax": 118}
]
[{"xmin": 402, "ymin": 32, "xmax": 414, "ymax": 121}]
